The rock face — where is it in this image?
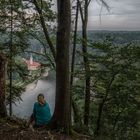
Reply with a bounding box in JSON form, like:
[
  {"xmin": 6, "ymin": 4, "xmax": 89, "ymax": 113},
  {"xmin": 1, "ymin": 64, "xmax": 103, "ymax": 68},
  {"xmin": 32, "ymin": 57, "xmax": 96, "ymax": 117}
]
[{"xmin": 9, "ymin": 76, "xmax": 56, "ymax": 119}]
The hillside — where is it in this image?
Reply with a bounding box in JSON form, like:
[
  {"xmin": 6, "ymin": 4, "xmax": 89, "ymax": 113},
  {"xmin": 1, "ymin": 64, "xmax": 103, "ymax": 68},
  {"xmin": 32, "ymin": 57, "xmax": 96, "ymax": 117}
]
[
  {"xmin": 78, "ymin": 30, "xmax": 140, "ymax": 44},
  {"xmin": 0, "ymin": 118, "xmax": 89, "ymax": 140},
  {"xmin": 90, "ymin": 30, "xmax": 140, "ymax": 43}
]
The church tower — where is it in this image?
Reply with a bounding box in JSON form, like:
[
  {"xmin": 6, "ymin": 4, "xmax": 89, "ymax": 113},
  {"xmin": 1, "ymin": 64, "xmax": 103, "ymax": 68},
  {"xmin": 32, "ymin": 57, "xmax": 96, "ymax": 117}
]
[{"xmin": 30, "ymin": 54, "xmax": 33, "ymax": 65}]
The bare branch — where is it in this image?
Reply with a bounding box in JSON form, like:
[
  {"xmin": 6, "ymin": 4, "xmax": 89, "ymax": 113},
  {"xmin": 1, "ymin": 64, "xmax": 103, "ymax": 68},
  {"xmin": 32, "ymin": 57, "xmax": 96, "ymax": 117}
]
[
  {"xmin": 88, "ymin": 0, "xmax": 92, "ymax": 6},
  {"xmin": 99, "ymin": 0, "xmax": 110, "ymax": 11},
  {"xmin": 77, "ymin": 0, "xmax": 84, "ymax": 23},
  {"xmin": 19, "ymin": 50, "xmax": 55, "ymax": 68},
  {"xmin": 33, "ymin": 0, "xmax": 56, "ymax": 62}
]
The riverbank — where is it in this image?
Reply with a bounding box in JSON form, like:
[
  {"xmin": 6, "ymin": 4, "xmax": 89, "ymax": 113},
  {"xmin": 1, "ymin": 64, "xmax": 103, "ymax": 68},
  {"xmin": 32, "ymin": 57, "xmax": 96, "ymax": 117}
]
[{"xmin": 8, "ymin": 72, "xmax": 55, "ymax": 119}]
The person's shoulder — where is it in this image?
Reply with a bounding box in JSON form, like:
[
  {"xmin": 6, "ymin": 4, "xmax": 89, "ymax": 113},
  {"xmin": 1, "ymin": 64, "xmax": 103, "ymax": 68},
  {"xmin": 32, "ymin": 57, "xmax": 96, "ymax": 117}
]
[
  {"xmin": 45, "ymin": 101, "xmax": 49, "ymax": 105},
  {"xmin": 34, "ymin": 102, "xmax": 39, "ymax": 106},
  {"xmin": 45, "ymin": 101, "xmax": 50, "ymax": 107}
]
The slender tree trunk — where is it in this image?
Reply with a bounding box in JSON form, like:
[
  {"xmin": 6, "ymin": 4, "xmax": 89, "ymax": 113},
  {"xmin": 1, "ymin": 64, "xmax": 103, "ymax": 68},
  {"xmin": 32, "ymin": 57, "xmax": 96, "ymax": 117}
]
[
  {"xmin": 70, "ymin": 2, "xmax": 79, "ymax": 124},
  {"xmin": 78, "ymin": 0, "xmax": 91, "ymax": 126},
  {"xmin": 95, "ymin": 98, "xmax": 106, "ymax": 136},
  {"xmin": 70, "ymin": 1, "xmax": 79, "ymax": 87},
  {"xmin": 82, "ymin": 1, "xmax": 91, "ymax": 126},
  {"xmin": 50, "ymin": 0, "xmax": 71, "ymax": 133},
  {"xmin": 0, "ymin": 54, "xmax": 7, "ymax": 118},
  {"xmin": 33, "ymin": 0, "xmax": 56, "ymax": 62},
  {"xmin": 82, "ymin": 22, "xmax": 91, "ymax": 126},
  {"xmin": 78, "ymin": 0, "xmax": 108, "ymax": 126},
  {"xmin": 95, "ymin": 74, "xmax": 116, "ymax": 136},
  {"xmin": 9, "ymin": 0, "xmax": 13, "ymax": 116}
]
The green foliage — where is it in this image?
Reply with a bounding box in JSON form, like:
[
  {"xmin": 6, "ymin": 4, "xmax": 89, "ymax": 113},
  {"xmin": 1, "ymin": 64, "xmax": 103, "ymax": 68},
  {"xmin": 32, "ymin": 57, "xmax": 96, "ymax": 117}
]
[
  {"xmin": 0, "ymin": 0, "xmax": 56, "ymax": 105},
  {"xmin": 72, "ymin": 37, "xmax": 140, "ymax": 139},
  {"xmin": 91, "ymin": 39, "xmax": 140, "ymax": 139}
]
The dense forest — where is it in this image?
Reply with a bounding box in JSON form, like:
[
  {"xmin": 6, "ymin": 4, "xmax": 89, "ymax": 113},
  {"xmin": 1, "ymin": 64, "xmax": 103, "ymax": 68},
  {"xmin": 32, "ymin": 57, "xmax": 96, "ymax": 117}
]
[{"xmin": 0, "ymin": 0, "xmax": 140, "ymax": 140}]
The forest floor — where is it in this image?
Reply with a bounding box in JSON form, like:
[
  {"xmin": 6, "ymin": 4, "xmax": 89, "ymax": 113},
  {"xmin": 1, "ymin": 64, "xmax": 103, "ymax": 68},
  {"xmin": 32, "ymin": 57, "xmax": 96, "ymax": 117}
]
[{"xmin": 0, "ymin": 117, "xmax": 90, "ymax": 140}]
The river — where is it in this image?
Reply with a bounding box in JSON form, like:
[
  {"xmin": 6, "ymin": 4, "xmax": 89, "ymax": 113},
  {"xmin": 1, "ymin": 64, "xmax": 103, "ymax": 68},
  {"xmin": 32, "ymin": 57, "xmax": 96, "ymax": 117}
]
[{"xmin": 7, "ymin": 71, "xmax": 56, "ymax": 119}]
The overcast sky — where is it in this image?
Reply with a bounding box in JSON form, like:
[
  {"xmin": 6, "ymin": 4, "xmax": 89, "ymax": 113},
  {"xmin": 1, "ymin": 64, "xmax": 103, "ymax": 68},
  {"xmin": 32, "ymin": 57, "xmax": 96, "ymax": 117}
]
[{"xmin": 78, "ymin": 0, "xmax": 140, "ymax": 31}]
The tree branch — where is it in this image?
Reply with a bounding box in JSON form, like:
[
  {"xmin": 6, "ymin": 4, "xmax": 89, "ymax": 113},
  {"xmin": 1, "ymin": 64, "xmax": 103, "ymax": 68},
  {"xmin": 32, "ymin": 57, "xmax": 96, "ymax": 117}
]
[
  {"xmin": 88, "ymin": 0, "xmax": 92, "ymax": 7},
  {"xmin": 77, "ymin": 0, "xmax": 84, "ymax": 23},
  {"xmin": 100, "ymin": 0, "xmax": 110, "ymax": 11},
  {"xmin": 33, "ymin": 0, "xmax": 56, "ymax": 62},
  {"xmin": 19, "ymin": 50, "xmax": 55, "ymax": 68}
]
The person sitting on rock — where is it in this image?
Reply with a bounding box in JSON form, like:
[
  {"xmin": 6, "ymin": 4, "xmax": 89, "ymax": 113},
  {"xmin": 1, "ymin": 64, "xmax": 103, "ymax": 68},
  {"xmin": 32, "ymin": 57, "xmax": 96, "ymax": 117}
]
[{"xmin": 29, "ymin": 93, "xmax": 51, "ymax": 129}]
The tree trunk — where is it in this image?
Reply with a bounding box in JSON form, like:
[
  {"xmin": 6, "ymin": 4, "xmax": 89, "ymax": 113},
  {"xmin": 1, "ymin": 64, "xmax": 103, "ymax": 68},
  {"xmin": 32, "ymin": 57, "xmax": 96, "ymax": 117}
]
[
  {"xmin": 70, "ymin": 2, "xmax": 79, "ymax": 124},
  {"xmin": 70, "ymin": 1, "xmax": 79, "ymax": 87},
  {"xmin": 82, "ymin": 0, "xmax": 91, "ymax": 126},
  {"xmin": 95, "ymin": 98, "xmax": 106, "ymax": 136},
  {"xmin": 95, "ymin": 74, "xmax": 116, "ymax": 136},
  {"xmin": 0, "ymin": 54, "xmax": 7, "ymax": 118},
  {"xmin": 78, "ymin": 0, "xmax": 107, "ymax": 127},
  {"xmin": 82, "ymin": 22, "xmax": 91, "ymax": 126},
  {"xmin": 50, "ymin": 0, "xmax": 71, "ymax": 134},
  {"xmin": 33, "ymin": 0, "xmax": 56, "ymax": 62}
]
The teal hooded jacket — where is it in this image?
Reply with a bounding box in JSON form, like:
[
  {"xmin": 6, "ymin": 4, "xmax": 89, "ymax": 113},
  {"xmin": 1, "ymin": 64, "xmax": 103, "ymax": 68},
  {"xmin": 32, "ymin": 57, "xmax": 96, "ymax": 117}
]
[{"xmin": 33, "ymin": 101, "xmax": 51, "ymax": 126}]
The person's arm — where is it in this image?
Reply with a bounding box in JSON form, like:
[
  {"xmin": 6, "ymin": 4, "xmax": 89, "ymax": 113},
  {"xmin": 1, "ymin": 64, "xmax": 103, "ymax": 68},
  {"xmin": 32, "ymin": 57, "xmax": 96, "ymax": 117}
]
[
  {"xmin": 33, "ymin": 103, "xmax": 36, "ymax": 120},
  {"xmin": 47, "ymin": 102, "xmax": 51, "ymax": 118}
]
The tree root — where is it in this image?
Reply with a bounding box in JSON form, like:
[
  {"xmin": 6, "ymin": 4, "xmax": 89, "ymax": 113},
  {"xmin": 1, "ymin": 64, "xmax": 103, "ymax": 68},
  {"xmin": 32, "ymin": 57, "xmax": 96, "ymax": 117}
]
[{"xmin": 70, "ymin": 129, "xmax": 92, "ymax": 139}]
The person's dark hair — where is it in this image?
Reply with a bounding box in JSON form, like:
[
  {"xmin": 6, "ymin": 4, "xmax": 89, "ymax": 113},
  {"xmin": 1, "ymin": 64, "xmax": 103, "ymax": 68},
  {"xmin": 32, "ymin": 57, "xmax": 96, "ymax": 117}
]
[{"xmin": 37, "ymin": 93, "xmax": 44, "ymax": 99}]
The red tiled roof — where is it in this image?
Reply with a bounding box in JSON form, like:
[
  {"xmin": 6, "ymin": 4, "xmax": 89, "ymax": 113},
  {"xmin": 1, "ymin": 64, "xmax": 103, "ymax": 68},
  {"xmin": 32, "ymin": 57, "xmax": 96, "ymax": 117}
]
[{"xmin": 25, "ymin": 60, "xmax": 41, "ymax": 67}]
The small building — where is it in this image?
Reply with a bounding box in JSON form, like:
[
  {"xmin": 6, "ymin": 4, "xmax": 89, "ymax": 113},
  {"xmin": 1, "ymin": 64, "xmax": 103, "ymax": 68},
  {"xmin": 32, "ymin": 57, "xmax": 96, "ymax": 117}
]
[{"xmin": 24, "ymin": 55, "xmax": 41, "ymax": 71}]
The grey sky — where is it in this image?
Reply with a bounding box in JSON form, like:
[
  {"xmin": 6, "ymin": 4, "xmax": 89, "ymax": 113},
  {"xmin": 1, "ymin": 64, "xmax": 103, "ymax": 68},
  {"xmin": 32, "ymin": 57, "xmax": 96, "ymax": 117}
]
[{"xmin": 78, "ymin": 0, "xmax": 140, "ymax": 31}]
